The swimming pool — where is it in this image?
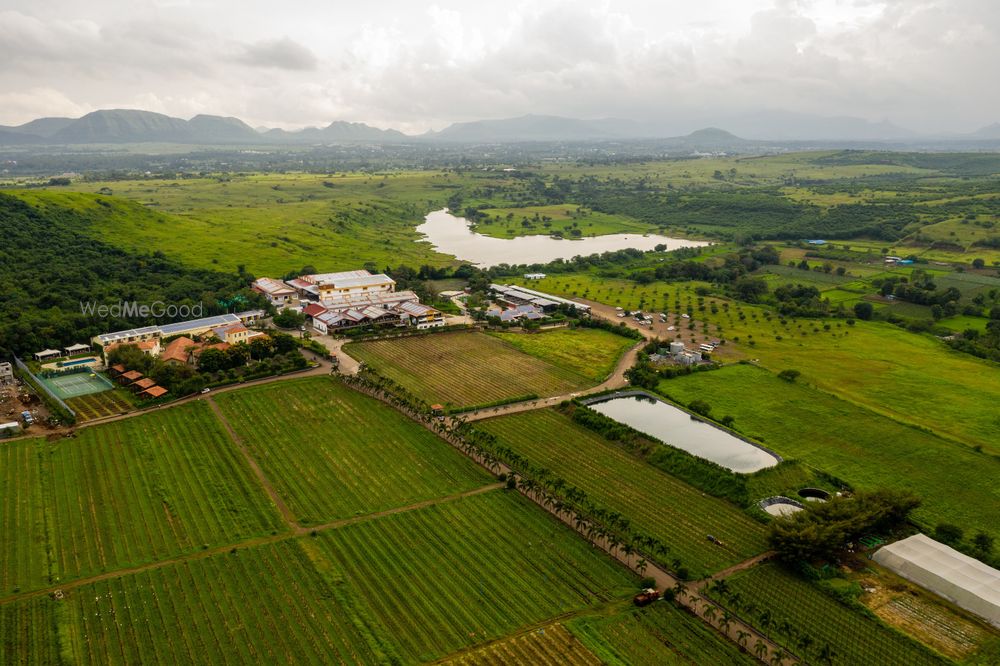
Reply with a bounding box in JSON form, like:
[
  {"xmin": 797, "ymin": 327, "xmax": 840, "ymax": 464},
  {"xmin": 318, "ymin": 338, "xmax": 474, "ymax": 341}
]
[{"xmin": 59, "ymin": 357, "xmax": 97, "ymax": 368}]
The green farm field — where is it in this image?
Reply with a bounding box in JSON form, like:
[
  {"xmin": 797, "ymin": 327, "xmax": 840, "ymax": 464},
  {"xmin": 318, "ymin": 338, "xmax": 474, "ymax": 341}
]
[
  {"xmin": 659, "ymin": 364, "xmax": 1000, "ymax": 545},
  {"xmin": 709, "ymin": 563, "xmax": 950, "ymax": 666},
  {"xmin": 487, "ymin": 328, "xmax": 635, "ymax": 382},
  {"xmin": 62, "ymin": 538, "xmax": 390, "ymax": 665},
  {"xmin": 442, "ymin": 622, "xmax": 602, "ymax": 665},
  {"xmin": 513, "ymin": 272, "xmax": 1000, "ymax": 452},
  {"xmin": 213, "ymin": 377, "xmax": 492, "ymax": 525},
  {"xmin": 568, "ymin": 603, "xmax": 756, "ymax": 665},
  {"xmin": 347, "ymin": 331, "xmax": 599, "ymax": 409},
  {"xmin": 1, "ymin": 402, "xmax": 283, "ymax": 594},
  {"xmin": 315, "ymin": 489, "xmax": 636, "ymax": 663},
  {"xmin": 477, "ymin": 409, "xmax": 768, "ymax": 575}
]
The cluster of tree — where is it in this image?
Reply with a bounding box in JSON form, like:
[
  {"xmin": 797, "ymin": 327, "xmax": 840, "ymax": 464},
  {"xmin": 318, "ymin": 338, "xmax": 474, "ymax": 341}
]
[
  {"xmin": 874, "ymin": 272, "xmax": 962, "ymax": 309},
  {"xmin": 933, "ymin": 522, "xmax": 998, "ymax": 568},
  {"xmin": 0, "ymin": 192, "xmax": 266, "ymax": 357},
  {"xmin": 768, "ymin": 489, "xmax": 921, "ymax": 562},
  {"xmin": 948, "ymin": 309, "xmax": 1000, "ymax": 362},
  {"xmin": 772, "ymin": 284, "xmax": 831, "ymax": 317}
]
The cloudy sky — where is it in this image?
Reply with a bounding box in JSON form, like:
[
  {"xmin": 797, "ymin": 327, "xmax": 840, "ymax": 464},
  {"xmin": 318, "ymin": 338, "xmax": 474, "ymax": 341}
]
[{"xmin": 0, "ymin": 0, "xmax": 996, "ymax": 134}]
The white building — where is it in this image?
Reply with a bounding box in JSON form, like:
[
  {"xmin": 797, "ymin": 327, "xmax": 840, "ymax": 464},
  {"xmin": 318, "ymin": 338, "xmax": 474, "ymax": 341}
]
[
  {"xmin": 93, "ymin": 311, "xmax": 263, "ymax": 348},
  {"xmin": 397, "ymin": 301, "xmax": 445, "ymax": 329},
  {"xmin": 297, "ymin": 270, "xmax": 396, "ymax": 306},
  {"xmin": 0, "ymin": 361, "xmax": 14, "ymax": 386},
  {"xmin": 252, "ymin": 278, "xmax": 299, "ymax": 308}
]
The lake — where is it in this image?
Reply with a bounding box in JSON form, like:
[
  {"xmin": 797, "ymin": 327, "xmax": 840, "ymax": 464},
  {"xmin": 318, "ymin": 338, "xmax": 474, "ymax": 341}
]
[
  {"xmin": 587, "ymin": 394, "xmax": 780, "ymax": 473},
  {"xmin": 416, "ymin": 209, "xmax": 708, "ymax": 267}
]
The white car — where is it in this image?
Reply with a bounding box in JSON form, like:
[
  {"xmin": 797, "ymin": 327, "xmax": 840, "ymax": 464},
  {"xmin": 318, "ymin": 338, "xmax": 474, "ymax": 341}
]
[
  {"xmin": 681, "ymin": 313, "xmax": 691, "ymax": 319},
  {"xmin": 201, "ymin": 388, "xmax": 211, "ymax": 394}
]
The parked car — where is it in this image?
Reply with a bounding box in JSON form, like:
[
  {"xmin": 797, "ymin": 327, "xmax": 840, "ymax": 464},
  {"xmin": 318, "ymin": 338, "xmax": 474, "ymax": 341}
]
[{"xmin": 200, "ymin": 387, "xmax": 211, "ymax": 394}]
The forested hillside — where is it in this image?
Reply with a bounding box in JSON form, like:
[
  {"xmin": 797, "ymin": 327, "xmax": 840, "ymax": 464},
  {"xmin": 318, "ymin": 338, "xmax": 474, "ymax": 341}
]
[{"xmin": 0, "ymin": 192, "xmax": 263, "ymax": 356}]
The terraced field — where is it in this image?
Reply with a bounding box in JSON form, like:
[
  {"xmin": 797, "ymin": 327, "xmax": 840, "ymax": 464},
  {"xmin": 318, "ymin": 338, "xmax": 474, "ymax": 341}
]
[
  {"xmin": 568, "ymin": 603, "xmax": 756, "ymax": 665},
  {"xmin": 710, "ymin": 564, "xmax": 950, "ymax": 666},
  {"xmin": 6, "ymin": 402, "xmax": 283, "ymax": 592},
  {"xmin": 213, "ymin": 377, "xmax": 492, "ymax": 525},
  {"xmin": 477, "ymin": 409, "xmax": 768, "ymax": 575},
  {"xmin": 488, "ymin": 328, "xmax": 634, "ymax": 382},
  {"xmin": 316, "ymin": 489, "xmax": 636, "ymax": 663},
  {"xmin": 442, "ymin": 623, "xmax": 602, "ymax": 665},
  {"xmin": 64, "ymin": 539, "xmax": 390, "ymax": 665},
  {"xmin": 347, "ymin": 331, "xmax": 594, "ymax": 408}
]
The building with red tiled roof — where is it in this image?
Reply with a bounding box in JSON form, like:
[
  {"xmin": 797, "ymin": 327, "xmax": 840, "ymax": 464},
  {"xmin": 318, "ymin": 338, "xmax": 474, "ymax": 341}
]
[{"xmin": 161, "ymin": 337, "xmax": 198, "ymax": 365}]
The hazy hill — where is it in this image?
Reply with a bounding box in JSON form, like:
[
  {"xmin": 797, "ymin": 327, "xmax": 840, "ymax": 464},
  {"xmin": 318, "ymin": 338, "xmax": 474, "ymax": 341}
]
[
  {"xmin": 1, "ymin": 117, "xmax": 75, "ymax": 137},
  {"xmin": 424, "ymin": 114, "xmax": 651, "ymax": 142},
  {"xmin": 719, "ymin": 110, "xmax": 916, "ymax": 141},
  {"xmin": 263, "ymin": 120, "xmax": 409, "ymax": 143},
  {"xmin": 187, "ymin": 114, "xmax": 259, "ymax": 142},
  {"xmin": 970, "ymin": 122, "xmax": 1000, "ymax": 139},
  {"xmin": 50, "ymin": 110, "xmax": 193, "ymax": 143}
]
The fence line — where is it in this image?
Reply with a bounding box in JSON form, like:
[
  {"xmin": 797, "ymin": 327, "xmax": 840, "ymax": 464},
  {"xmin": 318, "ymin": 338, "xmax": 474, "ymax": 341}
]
[{"xmin": 12, "ymin": 356, "xmax": 77, "ymax": 418}]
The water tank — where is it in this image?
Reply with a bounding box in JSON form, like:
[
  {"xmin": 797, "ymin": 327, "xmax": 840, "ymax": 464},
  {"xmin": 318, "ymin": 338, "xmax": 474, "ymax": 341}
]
[{"xmin": 669, "ymin": 341, "xmax": 685, "ymax": 355}]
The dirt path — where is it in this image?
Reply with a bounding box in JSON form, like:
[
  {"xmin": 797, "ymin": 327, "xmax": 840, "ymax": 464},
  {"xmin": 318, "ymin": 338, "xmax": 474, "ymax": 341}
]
[
  {"xmin": 461, "ymin": 338, "xmax": 645, "ymax": 422},
  {"xmin": 694, "ymin": 551, "xmax": 778, "ymax": 591},
  {"xmin": 207, "ymin": 396, "xmax": 303, "ymax": 534}
]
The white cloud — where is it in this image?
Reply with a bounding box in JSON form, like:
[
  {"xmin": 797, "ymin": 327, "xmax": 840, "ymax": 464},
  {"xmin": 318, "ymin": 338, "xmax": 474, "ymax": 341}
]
[{"xmin": 0, "ymin": 0, "xmax": 997, "ymax": 133}]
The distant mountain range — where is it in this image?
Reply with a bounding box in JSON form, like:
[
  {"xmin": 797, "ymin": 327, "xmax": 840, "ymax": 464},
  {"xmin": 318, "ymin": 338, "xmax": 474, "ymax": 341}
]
[{"xmin": 1, "ymin": 108, "xmax": 998, "ymax": 147}]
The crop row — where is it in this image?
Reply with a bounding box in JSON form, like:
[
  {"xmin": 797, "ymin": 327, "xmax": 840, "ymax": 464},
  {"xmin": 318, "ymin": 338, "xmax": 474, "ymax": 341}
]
[
  {"xmin": 0, "ymin": 439, "xmax": 49, "ymax": 593},
  {"xmin": 442, "ymin": 623, "xmax": 601, "ymax": 665},
  {"xmin": 714, "ymin": 564, "xmax": 949, "ymax": 666},
  {"xmin": 348, "ymin": 332, "xmax": 589, "ymax": 407},
  {"xmin": 0, "ymin": 596, "xmax": 62, "ymax": 665},
  {"xmin": 568, "ymin": 603, "xmax": 756, "ymax": 665},
  {"xmin": 478, "ymin": 409, "xmax": 768, "ymax": 574},
  {"xmin": 65, "ymin": 391, "xmax": 132, "ymax": 422},
  {"xmin": 214, "ymin": 378, "xmax": 491, "ymax": 525},
  {"xmin": 10, "ymin": 402, "xmax": 283, "ymax": 592},
  {"xmin": 316, "ymin": 489, "xmax": 636, "ymax": 663},
  {"xmin": 64, "ymin": 539, "xmax": 383, "ymax": 665}
]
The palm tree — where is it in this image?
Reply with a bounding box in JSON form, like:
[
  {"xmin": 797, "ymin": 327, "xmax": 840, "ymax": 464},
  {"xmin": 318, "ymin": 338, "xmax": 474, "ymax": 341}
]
[
  {"xmin": 719, "ymin": 612, "xmax": 732, "ymax": 634},
  {"xmin": 754, "ymin": 640, "xmax": 768, "ymax": 659},
  {"xmin": 636, "ymin": 558, "xmax": 647, "ymax": 576},
  {"xmin": 736, "ymin": 630, "xmax": 750, "ymax": 648},
  {"xmin": 702, "ymin": 605, "xmax": 717, "ymax": 624},
  {"xmin": 770, "ymin": 650, "xmax": 785, "ymax": 666}
]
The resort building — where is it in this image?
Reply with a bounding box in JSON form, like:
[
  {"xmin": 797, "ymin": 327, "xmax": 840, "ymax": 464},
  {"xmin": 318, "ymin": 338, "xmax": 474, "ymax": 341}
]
[
  {"xmin": 489, "ymin": 284, "xmax": 591, "ymax": 314},
  {"xmin": 92, "ymin": 311, "xmax": 264, "ymax": 348},
  {"xmin": 252, "ymin": 278, "xmax": 300, "ymax": 308},
  {"xmin": 293, "ymin": 270, "xmax": 396, "ymax": 306}
]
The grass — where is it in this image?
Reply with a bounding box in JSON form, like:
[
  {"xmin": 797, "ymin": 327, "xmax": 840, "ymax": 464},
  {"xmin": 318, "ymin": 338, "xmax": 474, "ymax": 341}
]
[
  {"xmin": 659, "ymin": 364, "xmax": 1000, "ymax": 544},
  {"xmin": 213, "ymin": 377, "xmax": 492, "ymax": 525},
  {"xmin": 346, "ymin": 331, "xmax": 596, "ymax": 408},
  {"xmin": 474, "ymin": 204, "xmax": 652, "ymax": 238},
  {"xmin": 710, "ymin": 563, "xmax": 949, "ymax": 666},
  {"xmin": 33, "ymin": 172, "xmax": 465, "ymax": 274},
  {"xmin": 523, "ymin": 272, "xmax": 1000, "ymax": 453},
  {"xmin": 2, "ymin": 402, "xmax": 283, "ymax": 594},
  {"xmin": 477, "ymin": 409, "xmax": 768, "ymax": 575},
  {"xmin": 487, "ymin": 328, "xmax": 634, "ymax": 382},
  {"xmin": 441, "ymin": 622, "xmax": 602, "ymax": 665},
  {"xmin": 315, "ymin": 489, "xmax": 636, "ymax": 663},
  {"xmin": 568, "ymin": 603, "xmax": 756, "ymax": 665},
  {"xmin": 62, "ymin": 539, "xmax": 391, "ymax": 665}
]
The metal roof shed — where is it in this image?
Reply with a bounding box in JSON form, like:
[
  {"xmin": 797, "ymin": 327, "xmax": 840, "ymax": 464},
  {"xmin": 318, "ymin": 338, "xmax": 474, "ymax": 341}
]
[{"xmin": 873, "ymin": 533, "xmax": 1000, "ymax": 628}]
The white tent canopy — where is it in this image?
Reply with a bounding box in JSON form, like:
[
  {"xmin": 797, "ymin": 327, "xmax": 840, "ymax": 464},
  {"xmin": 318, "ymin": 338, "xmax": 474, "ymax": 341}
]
[
  {"xmin": 64, "ymin": 343, "xmax": 91, "ymax": 354},
  {"xmin": 873, "ymin": 533, "xmax": 1000, "ymax": 628}
]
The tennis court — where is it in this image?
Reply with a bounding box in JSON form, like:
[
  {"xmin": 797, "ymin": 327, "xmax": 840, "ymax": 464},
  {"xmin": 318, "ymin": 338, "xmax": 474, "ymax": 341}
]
[{"xmin": 38, "ymin": 372, "xmax": 115, "ymax": 399}]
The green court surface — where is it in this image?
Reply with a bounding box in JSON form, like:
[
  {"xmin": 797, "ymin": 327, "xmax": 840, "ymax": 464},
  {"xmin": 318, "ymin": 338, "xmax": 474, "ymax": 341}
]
[{"xmin": 38, "ymin": 371, "xmax": 114, "ymax": 399}]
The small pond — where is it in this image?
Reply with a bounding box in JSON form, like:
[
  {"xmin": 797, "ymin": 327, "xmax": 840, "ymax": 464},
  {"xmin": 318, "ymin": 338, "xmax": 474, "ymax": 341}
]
[
  {"xmin": 416, "ymin": 209, "xmax": 708, "ymax": 267},
  {"xmin": 587, "ymin": 393, "xmax": 779, "ymax": 473}
]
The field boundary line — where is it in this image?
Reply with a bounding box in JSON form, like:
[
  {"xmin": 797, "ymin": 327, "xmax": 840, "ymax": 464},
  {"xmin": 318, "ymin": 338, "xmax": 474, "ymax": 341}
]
[
  {"xmin": 206, "ymin": 396, "xmax": 304, "ymax": 534},
  {"xmin": 0, "ymin": 483, "xmax": 504, "ymax": 608}
]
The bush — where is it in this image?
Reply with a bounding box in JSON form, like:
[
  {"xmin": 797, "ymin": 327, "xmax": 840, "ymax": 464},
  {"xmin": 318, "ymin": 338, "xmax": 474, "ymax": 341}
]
[
  {"xmin": 688, "ymin": 399, "xmax": 712, "ymax": 416},
  {"xmin": 777, "ymin": 369, "xmax": 801, "ymax": 383}
]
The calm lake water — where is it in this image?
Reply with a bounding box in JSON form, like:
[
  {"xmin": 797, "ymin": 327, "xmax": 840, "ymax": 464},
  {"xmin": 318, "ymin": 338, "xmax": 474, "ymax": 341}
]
[
  {"xmin": 416, "ymin": 209, "xmax": 709, "ymax": 267},
  {"xmin": 589, "ymin": 395, "xmax": 779, "ymax": 473}
]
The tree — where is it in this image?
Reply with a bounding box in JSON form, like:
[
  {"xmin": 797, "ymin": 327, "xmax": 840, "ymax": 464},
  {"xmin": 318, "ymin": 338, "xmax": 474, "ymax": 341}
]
[
  {"xmin": 935, "ymin": 523, "xmax": 964, "ymax": 545},
  {"xmin": 973, "ymin": 258, "xmax": 986, "ymax": 269},
  {"xmin": 853, "ymin": 301, "xmax": 874, "ymax": 321},
  {"xmin": 973, "ymin": 531, "xmax": 994, "ymax": 554},
  {"xmin": 688, "ymin": 399, "xmax": 712, "ymax": 417},
  {"xmin": 273, "ymin": 308, "xmax": 305, "ymax": 329},
  {"xmin": 777, "ymin": 369, "xmax": 801, "ymax": 383},
  {"xmin": 196, "ymin": 347, "xmax": 227, "ymax": 373}
]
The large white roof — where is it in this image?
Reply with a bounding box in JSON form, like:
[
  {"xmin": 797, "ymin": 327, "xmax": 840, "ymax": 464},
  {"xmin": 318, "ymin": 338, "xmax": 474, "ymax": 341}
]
[{"xmin": 873, "ymin": 533, "xmax": 1000, "ymax": 627}]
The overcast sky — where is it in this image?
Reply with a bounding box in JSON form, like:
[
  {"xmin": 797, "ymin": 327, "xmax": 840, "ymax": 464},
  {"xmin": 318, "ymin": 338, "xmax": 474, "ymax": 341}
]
[{"xmin": 0, "ymin": 0, "xmax": 996, "ymax": 134}]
